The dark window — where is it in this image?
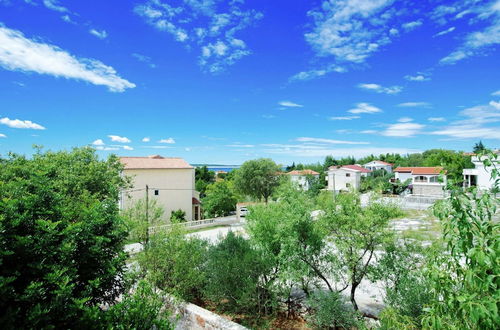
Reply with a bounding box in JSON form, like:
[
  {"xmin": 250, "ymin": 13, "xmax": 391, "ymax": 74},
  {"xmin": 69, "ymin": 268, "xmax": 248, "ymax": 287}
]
[
  {"xmin": 154, "ymin": 190, "xmax": 159, "ymax": 196},
  {"xmin": 346, "ymin": 173, "xmax": 351, "ymax": 177}
]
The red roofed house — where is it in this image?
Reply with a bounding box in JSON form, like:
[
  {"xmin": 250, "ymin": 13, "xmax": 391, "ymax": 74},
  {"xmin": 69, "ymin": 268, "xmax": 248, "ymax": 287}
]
[
  {"xmin": 326, "ymin": 165, "xmax": 372, "ymax": 193},
  {"xmin": 286, "ymin": 169, "xmax": 320, "ymax": 190},
  {"xmin": 119, "ymin": 155, "xmax": 201, "ymax": 221},
  {"xmin": 394, "ymin": 167, "xmax": 446, "ymax": 196},
  {"xmin": 363, "ymin": 160, "xmax": 393, "ymax": 173}
]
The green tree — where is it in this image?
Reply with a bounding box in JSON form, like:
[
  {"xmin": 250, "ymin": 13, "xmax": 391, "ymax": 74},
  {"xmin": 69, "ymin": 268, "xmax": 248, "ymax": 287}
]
[
  {"xmin": 0, "ymin": 147, "xmax": 129, "ymax": 328},
  {"xmin": 307, "ymin": 291, "xmax": 362, "ymax": 329},
  {"xmin": 233, "ymin": 158, "xmax": 281, "ymax": 203},
  {"xmin": 122, "ymin": 198, "xmax": 165, "ymax": 244},
  {"xmin": 170, "ymin": 209, "xmax": 186, "ymax": 222},
  {"xmin": 473, "ymin": 140, "xmax": 486, "ymax": 153},
  {"xmin": 202, "ymin": 180, "xmax": 237, "ymax": 217},
  {"xmin": 195, "ymin": 166, "xmax": 215, "ymax": 197},
  {"xmin": 422, "ymin": 151, "xmax": 499, "ymax": 329},
  {"xmin": 422, "ymin": 149, "xmax": 473, "ymax": 181}
]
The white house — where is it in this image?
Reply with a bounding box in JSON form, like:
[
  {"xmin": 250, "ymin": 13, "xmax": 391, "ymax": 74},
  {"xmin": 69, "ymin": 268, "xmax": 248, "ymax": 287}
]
[
  {"xmin": 119, "ymin": 155, "xmax": 201, "ymax": 221},
  {"xmin": 287, "ymin": 169, "xmax": 320, "ymax": 190},
  {"xmin": 363, "ymin": 160, "xmax": 393, "ymax": 173},
  {"xmin": 326, "ymin": 165, "xmax": 371, "ymax": 192},
  {"xmin": 393, "ymin": 167, "xmax": 446, "ymax": 196},
  {"xmin": 463, "ymin": 154, "xmax": 499, "ymax": 190}
]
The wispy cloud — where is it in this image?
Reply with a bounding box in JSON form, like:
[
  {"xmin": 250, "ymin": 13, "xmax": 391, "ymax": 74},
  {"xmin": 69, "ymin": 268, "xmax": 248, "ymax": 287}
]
[
  {"xmin": 404, "ymin": 73, "xmax": 431, "ymax": 82},
  {"xmin": 398, "ymin": 117, "xmax": 413, "ymax": 123},
  {"xmin": 135, "ymin": 0, "xmax": 263, "ymax": 73},
  {"xmin": 92, "ymin": 139, "xmax": 105, "ymax": 146},
  {"xmin": 226, "ymin": 144, "xmax": 254, "ymax": 148},
  {"xmin": 89, "ymin": 29, "xmax": 108, "ymax": 39},
  {"xmin": 397, "ymin": 102, "xmax": 431, "ymax": 108},
  {"xmin": 108, "ymin": 135, "xmax": 131, "ymax": 143},
  {"xmin": 0, "ymin": 25, "xmax": 135, "ymax": 92},
  {"xmin": 123, "ymin": 145, "xmax": 134, "ymax": 151},
  {"xmin": 142, "ymin": 137, "xmax": 151, "ymax": 142},
  {"xmin": 262, "ymin": 145, "xmax": 420, "ymax": 158},
  {"xmin": 279, "ymin": 101, "xmax": 303, "ymax": 108},
  {"xmin": 329, "ymin": 115, "xmax": 360, "ymax": 120},
  {"xmin": 262, "ymin": 114, "xmax": 276, "ymax": 119},
  {"xmin": 492, "ymin": 90, "xmax": 500, "ymax": 96},
  {"xmin": 348, "ymin": 103, "xmax": 382, "ymax": 114},
  {"xmin": 295, "ymin": 137, "xmax": 369, "ymax": 145},
  {"xmin": 0, "ymin": 117, "xmax": 45, "ymax": 129},
  {"xmin": 428, "ymin": 117, "xmax": 446, "ymax": 122},
  {"xmin": 43, "ymin": 0, "xmax": 68, "ymax": 13},
  {"xmin": 382, "ymin": 122, "xmax": 425, "ymax": 137},
  {"xmin": 0, "ymin": 133, "xmax": 6, "ymax": 138},
  {"xmin": 402, "ymin": 20, "xmax": 423, "ymax": 32},
  {"xmin": 433, "ymin": 26, "xmax": 456, "ymax": 37},
  {"xmin": 132, "ymin": 53, "xmax": 156, "ymax": 68},
  {"xmin": 95, "ymin": 146, "xmax": 120, "ymax": 151},
  {"xmin": 357, "ymin": 83, "xmax": 403, "ymax": 95},
  {"xmin": 159, "ymin": 137, "xmax": 175, "ymax": 144},
  {"xmin": 289, "ymin": 65, "xmax": 346, "ymax": 82}
]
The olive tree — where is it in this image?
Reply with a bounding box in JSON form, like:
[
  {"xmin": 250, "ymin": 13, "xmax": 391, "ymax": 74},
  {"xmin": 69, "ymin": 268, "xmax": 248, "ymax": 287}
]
[{"xmin": 234, "ymin": 158, "xmax": 281, "ymax": 203}]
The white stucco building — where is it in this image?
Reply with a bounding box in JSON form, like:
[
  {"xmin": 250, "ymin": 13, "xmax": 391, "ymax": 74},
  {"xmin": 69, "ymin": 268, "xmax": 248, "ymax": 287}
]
[
  {"xmin": 119, "ymin": 155, "xmax": 201, "ymax": 221},
  {"xmin": 363, "ymin": 160, "xmax": 393, "ymax": 173},
  {"xmin": 326, "ymin": 165, "xmax": 371, "ymax": 192},
  {"xmin": 463, "ymin": 155, "xmax": 499, "ymax": 191},
  {"xmin": 393, "ymin": 167, "xmax": 446, "ymax": 196},
  {"xmin": 287, "ymin": 169, "xmax": 320, "ymax": 190}
]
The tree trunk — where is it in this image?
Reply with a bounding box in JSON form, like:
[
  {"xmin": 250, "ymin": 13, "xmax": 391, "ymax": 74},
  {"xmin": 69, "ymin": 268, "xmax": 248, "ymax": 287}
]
[{"xmin": 350, "ymin": 281, "xmax": 359, "ymax": 310}]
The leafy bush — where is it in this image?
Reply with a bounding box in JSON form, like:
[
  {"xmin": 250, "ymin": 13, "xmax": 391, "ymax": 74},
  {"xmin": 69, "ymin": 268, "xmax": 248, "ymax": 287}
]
[
  {"xmin": 307, "ymin": 291, "xmax": 362, "ymax": 329},
  {"xmin": 0, "ymin": 147, "xmax": 129, "ymax": 328},
  {"xmin": 139, "ymin": 226, "xmax": 207, "ymax": 302},
  {"xmin": 203, "ymin": 231, "xmax": 272, "ymax": 314},
  {"xmin": 202, "ymin": 180, "xmax": 237, "ymax": 217},
  {"xmin": 122, "ymin": 198, "xmax": 165, "ymax": 244},
  {"xmin": 170, "ymin": 209, "xmax": 186, "ymax": 222}
]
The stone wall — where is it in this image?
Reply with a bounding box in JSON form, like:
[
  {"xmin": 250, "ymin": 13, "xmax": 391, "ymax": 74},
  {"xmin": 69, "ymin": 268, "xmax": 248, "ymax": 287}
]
[{"xmin": 173, "ymin": 301, "xmax": 247, "ymax": 330}]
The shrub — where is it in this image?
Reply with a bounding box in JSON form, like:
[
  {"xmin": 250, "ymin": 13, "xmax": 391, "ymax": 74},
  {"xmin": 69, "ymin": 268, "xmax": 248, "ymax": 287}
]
[
  {"xmin": 306, "ymin": 291, "xmax": 362, "ymax": 329},
  {"xmin": 122, "ymin": 198, "xmax": 165, "ymax": 244},
  {"xmin": 170, "ymin": 209, "xmax": 186, "ymax": 222},
  {"xmin": 202, "ymin": 180, "xmax": 237, "ymax": 217}
]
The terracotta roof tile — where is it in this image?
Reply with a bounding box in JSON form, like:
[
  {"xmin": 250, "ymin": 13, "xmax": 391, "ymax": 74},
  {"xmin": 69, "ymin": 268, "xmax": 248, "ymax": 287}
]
[
  {"xmin": 120, "ymin": 155, "xmax": 193, "ymax": 169},
  {"xmin": 287, "ymin": 169, "xmax": 320, "ymax": 176},
  {"xmin": 342, "ymin": 165, "xmax": 372, "ymax": 173},
  {"xmin": 394, "ymin": 167, "xmax": 444, "ymax": 175}
]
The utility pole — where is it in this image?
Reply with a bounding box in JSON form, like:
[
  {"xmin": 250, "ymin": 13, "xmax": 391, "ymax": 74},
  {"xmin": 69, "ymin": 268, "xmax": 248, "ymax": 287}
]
[{"xmin": 145, "ymin": 184, "xmax": 149, "ymax": 246}]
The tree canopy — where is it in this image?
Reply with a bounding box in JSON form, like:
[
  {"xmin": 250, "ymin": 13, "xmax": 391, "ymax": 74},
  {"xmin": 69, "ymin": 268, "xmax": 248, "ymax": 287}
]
[{"xmin": 233, "ymin": 158, "xmax": 281, "ymax": 203}]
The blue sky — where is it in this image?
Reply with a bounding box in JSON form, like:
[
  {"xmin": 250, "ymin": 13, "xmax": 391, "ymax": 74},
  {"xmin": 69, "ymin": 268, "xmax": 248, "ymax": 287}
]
[{"xmin": 0, "ymin": 0, "xmax": 499, "ymax": 165}]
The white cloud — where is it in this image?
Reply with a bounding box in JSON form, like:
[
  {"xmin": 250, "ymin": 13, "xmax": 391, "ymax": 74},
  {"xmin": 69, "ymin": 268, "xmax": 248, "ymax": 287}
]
[
  {"xmin": 404, "ymin": 73, "xmax": 431, "ymax": 81},
  {"xmin": 348, "ymin": 102, "xmax": 382, "ymax": 114},
  {"xmin": 159, "ymin": 137, "xmax": 175, "ymax": 144},
  {"xmin": 108, "ymin": 135, "xmax": 131, "ymax": 143},
  {"xmin": 61, "ymin": 15, "xmax": 75, "ymax": 24},
  {"xmin": 295, "ymin": 137, "xmax": 369, "ymax": 145},
  {"xmin": 0, "ymin": 117, "xmax": 45, "ymax": 129},
  {"xmin": 398, "ymin": 117, "xmax": 413, "ymax": 123},
  {"xmin": 142, "ymin": 137, "xmax": 151, "ymax": 142},
  {"xmin": 428, "ymin": 117, "xmax": 446, "ymax": 122},
  {"xmin": 434, "ymin": 26, "xmax": 456, "ymax": 37},
  {"xmin": 262, "ymin": 145, "xmax": 420, "ymax": 158},
  {"xmin": 92, "ymin": 139, "xmax": 105, "ymax": 146},
  {"xmin": 329, "ymin": 115, "xmax": 360, "ymax": 120},
  {"xmin": 89, "ymin": 29, "xmax": 108, "ymax": 39},
  {"xmin": 289, "ymin": 65, "xmax": 346, "ymax": 82},
  {"xmin": 279, "ymin": 101, "xmax": 303, "ymax": 108},
  {"xmin": 382, "ymin": 122, "xmax": 425, "ymax": 137},
  {"xmin": 361, "ymin": 130, "xmax": 377, "ymax": 134},
  {"xmin": 43, "ymin": 0, "xmax": 68, "ymax": 13},
  {"xmin": 226, "ymin": 144, "xmax": 255, "ymax": 148},
  {"xmin": 402, "ymin": 20, "xmax": 423, "ymax": 32},
  {"xmin": 123, "ymin": 145, "xmax": 134, "ymax": 150},
  {"xmin": 132, "ymin": 53, "xmax": 156, "ymax": 68},
  {"xmin": 135, "ymin": 0, "xmax": 263, "ymax": 73},
  {"xmin": 430, "ymin": 100, "xmax": 500, "ymax": 139},
  {"xmin": 397, "ymin": 102, "xmax": 431, "ymax": 108},
  {"xmin": 492, "ymin": 90, "xmax": 500, "ymax": 96},
  {"xmin": 0, "ymin": 133, "xmax": 6, "ymax": 138},
  {"xmin": 262, "ymin": 114, "xmax": 276, "ymax": 119},
  {"xmin": 95, "ymin": 146, "xmax": 119, "ymax": 151},
  {"xmin": 357, "ymin": 83, "xmax": 403, "ymax": 94},
  {"xmin": 0, "ymin": 25, "xmax": 135, "ymax": 92}
]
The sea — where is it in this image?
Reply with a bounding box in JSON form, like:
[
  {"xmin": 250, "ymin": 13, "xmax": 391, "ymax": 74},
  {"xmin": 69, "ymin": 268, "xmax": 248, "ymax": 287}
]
[{"xmin": 192, "ymin": 165, "xmax": 240, "ymax": 172}]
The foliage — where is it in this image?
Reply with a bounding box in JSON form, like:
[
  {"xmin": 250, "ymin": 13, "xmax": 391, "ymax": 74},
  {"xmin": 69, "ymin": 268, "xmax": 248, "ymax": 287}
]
[
  {"xmin": 306, "ymin": 291, "xmax": 362, "ymax": 329},
  {"xmin": 360, "ymin": 169, "xmax": 393, "ymax": 194},
  {"xmin": 0, "ymin": 147, "xmax": 129, "ymax": 328},
  {"xmin": 473, "ymin": 140, "xmax": 486, "ymax": 153},
  {"xmin": 122, "ymin": 198, "xmax": 165, "ymax": 244},
  {"xmin": 317, "ymin": 193, "xmax": 401, "ymax": 310},
  {"xmin": 195, "ymin": 166, "xmax": 215, "ymax": 197},
  {"xmin": 99, "ymin": 280, "xmax": 174, "ymax": 330},
  {"xmin": 202, "ymin": 180, "xmax": 237, "ymax": 217},
  {"xmin": 233, "ymin": 158, "xmax": 281, "ymax": 203},
  {"xmin": 203, "ymin": 231, "xmax": 273, "ymax": 314},
  {"xmin": 170, "ymin": 209, "xmax": 186, "ymax": 222},
  {"xmin": 304, "ymin": 173, "xmax": 326, "ymax": 197},
  {"xmin": 422, "ymin": 149, "xmax": 473, "ymax": 181},
  {"xmin": 422, "ymin": 151, "xmax": 499, "ymax": 329},
  {"xmin": 139, "ymin": 226, "xmax": 207, "ymax": 302}
]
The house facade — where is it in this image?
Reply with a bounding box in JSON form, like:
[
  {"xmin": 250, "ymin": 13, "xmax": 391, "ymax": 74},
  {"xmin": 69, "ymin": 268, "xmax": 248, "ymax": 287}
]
[
  {"xmin": 287, "ymin": 169, "xmax": 320, "ymax": 190},
  {"xmin": 326, "ymin": 165, "xmax": 370, "ymax": 192},
  {"xmin": 363, "ymin": 160, "xmax": 393, "ymax": 173},
  {"xmin": 463, "ymin": 155, "xmax": 498, "ymax": 190},
  {"xmin": 119, "ymin": 155, "xmax": 201, "ymax": 222},
  {"xmin": 394, "ymin": 167, "xmax": 446, "ymax": 196}
]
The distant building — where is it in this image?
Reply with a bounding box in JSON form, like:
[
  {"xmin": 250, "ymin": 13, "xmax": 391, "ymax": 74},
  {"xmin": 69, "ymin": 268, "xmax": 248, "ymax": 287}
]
[
  {"xmin": 363, "ymin": 160, "xmax": 393, "ymax": 173},
  {"xmin": 286, "ymin": 169, "xmax": 320, "ymax": 190},
  {"xmin": 119, "ymin": 155, "xmax": 201, "ymax": 221},
  {"xmin": 463, "ymin": 154, "xmax": 499, "ymax": 190},
  {"xmin": 393, "ymin": 167, "xmax": 446, "ymax": 196},
  {"xmin": 326, "ymin": 165, "xmax": 371, "ymax": 192}
]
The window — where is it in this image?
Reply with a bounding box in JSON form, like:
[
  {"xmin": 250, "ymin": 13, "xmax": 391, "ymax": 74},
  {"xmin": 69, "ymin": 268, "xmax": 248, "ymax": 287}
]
[
  {"xmin": 154, "ymin": 190, "xmax": 159, "ymax": 196},
  {"xmin": 346, "ymin": 173, "xmax": 351, "ymax": 177},
  {"xmin": 414, "ymin": 176, "xmax": 427, "ymax": 183},
  {"xmin": 429, "ymin": 176, "xmax": 439, "ymax": 183}
]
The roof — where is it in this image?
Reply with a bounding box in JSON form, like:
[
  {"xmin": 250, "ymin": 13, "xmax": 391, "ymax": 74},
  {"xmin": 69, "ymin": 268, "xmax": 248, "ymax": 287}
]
[
  {"xmin": 120, "ymin": 155, "xmax": 193, "ymax": 170},
  {"xmin": 192, "ymin": 197, "xmax": 201, "ymax": 205},
  {"xmin": 394, "ymin": 167, "xmax": 444, "ymax": 175},
  {"xmin": 342, "ymin": 165, "xmax": 372, "ymax": 173},
  {"xmin": 365, "ymin": 160, "xmax": 393, "ymax": 166},
  {"xmin": 287, "ymin": 169, "xmax": 320, "ymax": 176}
]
